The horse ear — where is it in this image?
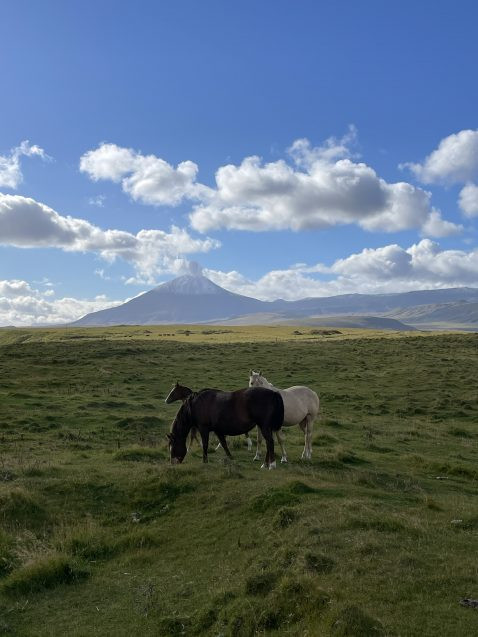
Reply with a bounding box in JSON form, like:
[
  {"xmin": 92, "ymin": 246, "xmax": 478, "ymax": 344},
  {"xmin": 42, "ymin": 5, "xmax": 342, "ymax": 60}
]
[
  {"xmin": 249, "ymin": 369, "xmax": 253, "ymax": 375},
  {"xmin": 175, "ymin": 380, "xmax": 179, "ymax": 386},
  {"xmin": 259, "ymin": 370, "xmax": 262, "ymax": 376}
]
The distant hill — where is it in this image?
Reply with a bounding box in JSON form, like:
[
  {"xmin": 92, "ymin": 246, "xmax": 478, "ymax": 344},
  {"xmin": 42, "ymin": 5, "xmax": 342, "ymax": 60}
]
[
  {"xmin": 384, "ymin": 300, "xmax": 478, "ymax": 329},
  {"xmin": 70, "ymin": 274, "xmax": 478, "ymax": 331},
  {"xmin": 215, "ymin": 313, "xmax": 416, "ymax": 331}
]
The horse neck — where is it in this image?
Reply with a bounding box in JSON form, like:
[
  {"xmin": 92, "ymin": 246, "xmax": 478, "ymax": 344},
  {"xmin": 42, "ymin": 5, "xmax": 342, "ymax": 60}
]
[
  {"xmin": 173, "ymin": 401, "xmax": 194, "ymax": 438},
  {"xmin": 260, "ymin": 377, "xmax": 276, "ymax": 390},
  {"xmin": 179, "ymin": 386, "xmax": 192, "ymax": 400}
]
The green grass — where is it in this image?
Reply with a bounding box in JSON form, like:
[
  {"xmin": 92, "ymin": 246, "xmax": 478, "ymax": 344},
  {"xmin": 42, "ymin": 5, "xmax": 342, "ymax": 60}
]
[{"xmin": 0, "ymin": 326, "xmax": 477, "ymax": 635}]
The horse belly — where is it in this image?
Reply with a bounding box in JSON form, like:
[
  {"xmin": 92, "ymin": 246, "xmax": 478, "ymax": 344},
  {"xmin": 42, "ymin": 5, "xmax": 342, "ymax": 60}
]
[{"xmin": 214, "ymin": 420, "xmax": 251, "ymax": 436}]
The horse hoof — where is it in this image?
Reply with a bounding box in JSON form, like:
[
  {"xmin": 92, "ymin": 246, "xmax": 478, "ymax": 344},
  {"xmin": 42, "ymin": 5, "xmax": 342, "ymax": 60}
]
[
  {"xmin": 260, "ymin": 463, "xmax": 267, "ymax": 470},
  {"xmin": 253, "ymin": 454, "xmax": 261, "ymax": 461},
  {"xmin": 269, "ymin": 461, "xmax": 277, "ymax": 470},
  {"xmin": 280, "ymin": 457, "xmax": 287, "ymax": 463}
]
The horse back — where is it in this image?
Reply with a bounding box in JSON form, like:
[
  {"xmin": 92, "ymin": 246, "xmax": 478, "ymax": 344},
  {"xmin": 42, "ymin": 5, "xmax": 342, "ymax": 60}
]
[{"xmin": 245, "ymin": 387, "xmax": 284, "ymax": 431}]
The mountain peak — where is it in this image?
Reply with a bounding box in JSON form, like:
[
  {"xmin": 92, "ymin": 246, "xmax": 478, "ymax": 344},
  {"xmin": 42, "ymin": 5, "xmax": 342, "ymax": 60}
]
[{"xmin": 155, "ymin": 273, "xmax": 225, "ymax": 296}]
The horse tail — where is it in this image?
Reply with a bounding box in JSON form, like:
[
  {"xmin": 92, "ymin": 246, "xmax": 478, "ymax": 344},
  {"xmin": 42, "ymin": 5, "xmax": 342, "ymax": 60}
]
[{"xmin": 271, "ymin": 391, "xmax": 284, "ymax": 431}]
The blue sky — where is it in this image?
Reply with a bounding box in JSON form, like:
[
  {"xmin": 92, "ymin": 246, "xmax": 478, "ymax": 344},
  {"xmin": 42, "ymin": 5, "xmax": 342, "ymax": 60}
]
[{"xmin": 1, "ymin": 0, "xmax": 478, "ymax": 324}]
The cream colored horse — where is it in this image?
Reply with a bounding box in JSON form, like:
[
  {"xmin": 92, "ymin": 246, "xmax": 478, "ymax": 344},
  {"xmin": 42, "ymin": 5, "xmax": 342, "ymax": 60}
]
[{"xmin": 248, "ymin": 370, "xmax": 319, "ymax": 462}]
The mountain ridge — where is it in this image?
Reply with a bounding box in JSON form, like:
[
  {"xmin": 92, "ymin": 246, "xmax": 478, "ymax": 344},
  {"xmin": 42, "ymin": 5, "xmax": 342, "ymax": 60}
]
[{"xmin": 70, "ymin": 274, "xmax": 478, "ymax": 330}]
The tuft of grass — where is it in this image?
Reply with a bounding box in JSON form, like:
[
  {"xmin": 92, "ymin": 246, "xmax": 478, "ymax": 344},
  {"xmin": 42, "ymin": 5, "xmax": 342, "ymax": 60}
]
[
  {"xmin": 116, "ymin": 416, "xmax": 163, "ymax": 430},
  {"xmin": 274, "ymin": 507, "xmax": 299, "ymax": 529},
  {"xmin": 450, "ymin": 515, "xmax": 478, "ymax": 531},
  {"xmin": 250, "ymin": 481, "xmax": 316, "ymax": 513},
  {"xmin": 2, "ymin": 555, "xmax": 89, "ymax": 596},
  {"xmin": 321, "ymin": 418, "xmax": 343, "ymax": 427},
  {"xmin": 0, "ymin": 530, "xmax": 16, "ymax": 577},
  {"xmin": 347, "ymin": 516, "xmax": 411, "ymax": 533},
  {"xmin": 327, "ymin": 604, "xmax": 385, "ymax": 636},
  {"xmin": 447, "ymin": 427, "xmax": 473, "ymax": 438},
  {"xmin": 113, "ymin": 446, "xmax": 165, "ymax": 462},
  {"xmin": 0, "ymin": 488, "xmax": 49, "ymax": 530},
  {"xmin": 304, "ymin": 551, "xmax": 335, "ymax": 573},
  {"xmin": 156, "ymin": 616, "xmax": 188, "ymax": 636},
  {"xmin": 266, "ymin": 576, "xmax": 330, "ymax": 628},
  {"xmin": 132, "ymin": 476, "xmax": 195, "ymax": 521},
  {"xmin": 429, "ymin": 461, "xmax": 478, "ymax": 480},
  {"xmin": 245, "ymin": 571, "xmax": 278, "ymax": 596}
]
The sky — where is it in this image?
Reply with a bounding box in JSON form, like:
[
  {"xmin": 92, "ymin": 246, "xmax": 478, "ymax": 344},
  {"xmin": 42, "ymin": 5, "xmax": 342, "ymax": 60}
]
[{"xmin": 1, "ymin": 0, "xmax": 478, "ymax": 325}]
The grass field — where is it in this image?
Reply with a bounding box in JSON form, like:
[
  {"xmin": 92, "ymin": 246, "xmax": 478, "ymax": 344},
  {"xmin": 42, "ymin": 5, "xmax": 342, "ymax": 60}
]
[{"xmin": 0, "ymin": 326, "xmax": 477, "ymax": 636}]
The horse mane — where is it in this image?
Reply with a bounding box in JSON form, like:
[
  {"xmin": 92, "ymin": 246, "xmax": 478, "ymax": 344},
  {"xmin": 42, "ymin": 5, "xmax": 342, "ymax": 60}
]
[{"xmin": 171, "ymin": 393, "xmax": 197, "ymax": 438}]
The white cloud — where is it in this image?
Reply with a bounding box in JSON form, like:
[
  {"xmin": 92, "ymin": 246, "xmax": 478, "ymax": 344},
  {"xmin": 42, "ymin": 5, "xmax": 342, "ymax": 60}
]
[
  {"xmin": 459, "ymin": 183, "xmax": 478, "ymax": 217},
  {"xmin": 80, "ymin": 143, "xmax": 212, "ymax": 206},
  {"xmin": 88, "ymin": 195, "xmax": 106, "ymax": 207},
  {"xmin": 0, "ymin": 141, "xmax": 50, "ymax": 189},
  {"xmin": 206, "ymin": 239, "xmax": 478, "ymax": 301},
  {"xmin": 190, "ymin": 140, "xmax": 459, "ymax": 238},
  {"xmin": 80, "ymin": 133, "xmax": 459, "ymax": 238},
  {"xmin": 403, "ymin": 129, "xmax": 478, "ymax": 184},
  {"xmin": 0, "ymin": 279, "xmax": 125, "ymax": 326},
  {"xmin": 0, "ymin": 192, "xmax": 220, "ymax": 282}
]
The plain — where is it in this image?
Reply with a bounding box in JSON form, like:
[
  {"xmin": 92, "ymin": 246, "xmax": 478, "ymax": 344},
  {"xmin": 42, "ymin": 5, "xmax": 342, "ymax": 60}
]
[{"xmin": 0, "ymin": 326, "xmax": 477, "ymax": 636}]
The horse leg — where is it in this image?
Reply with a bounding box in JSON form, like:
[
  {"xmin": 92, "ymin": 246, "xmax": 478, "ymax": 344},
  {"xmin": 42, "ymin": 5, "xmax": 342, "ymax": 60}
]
[
  {"xmin": 253, "ymin": 427, "xmax": 263, "ymax": 461},
  {"xmin": 299, "ymin": 415, "xmax": 313, "ymax": 460},
  {"xmin": 188, "ymin": 426, "xmax": 201, "ymax": 451},
  {"xmin": 245, "ymin": 433, "xmax": 253, "ymax": 450},
  {"xmin": 260, "ymin": 428, "xmax": 276, "ymax": 470},
  {"xmin": 216, "ymin": 432, "xmax": 233, "ymax": 459},
  {"xmin": 199, "ymin": 429, "xmax": 210, "ymax": 463},
  {"xmin": 299, "ymin": 419, "xmax": 308, "ymax": 459},
  {"xmin": 305, "ymin": 415, "xmax": 314, "ymax": 459},
  {"xmin": 275, "ymin": 428, "xmax": 287, "ymax": 463}
]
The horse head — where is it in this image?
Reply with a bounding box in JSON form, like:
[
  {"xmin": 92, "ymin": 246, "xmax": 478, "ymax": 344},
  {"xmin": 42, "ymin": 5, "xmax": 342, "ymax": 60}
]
[
  {"xmin": 168, "ymin": 396, "xmax": 195, "ymax": 463},
  {"xmin": 249, "ymin": 370, "xmax": 266, "ymax": 387},
  {"xmin": 164, "ymin": 382, "xmax": 193, "ymax": 404}
]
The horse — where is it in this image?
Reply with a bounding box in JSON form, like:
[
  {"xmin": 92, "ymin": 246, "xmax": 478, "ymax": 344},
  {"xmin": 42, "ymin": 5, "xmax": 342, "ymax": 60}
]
[
  {"xmin": 164, "ymin": 382, "xmax": 253, "ymax": 452},
  {"xmin": 167, "ymin": 387, "xmax": 284, "ymax": 469},
  {"xmin": 248, "ymin": 370, "xmax": 319, "ymax": 462}
]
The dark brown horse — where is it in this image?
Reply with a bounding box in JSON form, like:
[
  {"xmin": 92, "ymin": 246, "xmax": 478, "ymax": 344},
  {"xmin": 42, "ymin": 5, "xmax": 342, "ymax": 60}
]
[
  {"xmin": 165, "ymin": 382, "xmax": 254, "ymax": 452},
  {"xmin": 167, "ymin": 387, "xmax": 284, "ymax": 469}
]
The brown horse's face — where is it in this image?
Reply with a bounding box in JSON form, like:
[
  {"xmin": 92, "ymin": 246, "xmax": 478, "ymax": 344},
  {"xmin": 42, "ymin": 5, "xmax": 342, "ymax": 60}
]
[{"xmin": 167, "ymin": 433, "xmax": 187, "ymax": 464}]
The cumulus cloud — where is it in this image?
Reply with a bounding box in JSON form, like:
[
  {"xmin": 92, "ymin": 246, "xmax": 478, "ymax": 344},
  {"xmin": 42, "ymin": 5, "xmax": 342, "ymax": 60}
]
[
  {"xmin": 458, "ymin": 183, "xmax": 478, "ymax": 217},
  {"xmin": 0, "ymin": 141, "xmax": 50, "ymax": 189},
  {"xmin": 80, "ymin": 143, "xmax": 212, "ymax": 206},
  {"xmin": 80, "ymin": 133, "xmax": 459, "ymax": 238},
  {"xmin": 189, "ymin": 138, "xmax": 459, "ymax": 237},
  {"xmin": 403, "ymin": 129, "xmax": 478, "ymax": 184},
  {"xmin": 0, "ymin": 192, "xmax": 220, "ymax": 282},
  {"xmin": 205, "ymin": 239, "xmax": 478, "ymax": 301},
  {"xmin": 0, "ymin": 279, "xmax": 126, "ymax": 326}
]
